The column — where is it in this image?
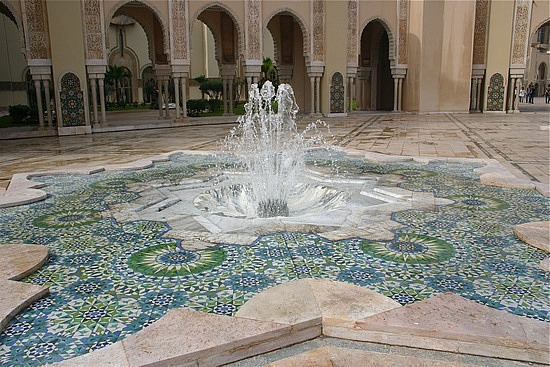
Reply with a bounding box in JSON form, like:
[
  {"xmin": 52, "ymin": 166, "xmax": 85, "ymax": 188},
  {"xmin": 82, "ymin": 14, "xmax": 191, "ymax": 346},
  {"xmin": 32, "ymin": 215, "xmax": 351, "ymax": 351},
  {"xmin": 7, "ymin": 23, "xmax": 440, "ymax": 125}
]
[
  {"xmin": 98, "ymin": 78, "xmax": 107, "ymax": 125},
  {"xmin": 181, "ymin": 77, "xmax": 187, "ymax": 118},
  {"xmin": 34, "ymin": 80, "xmax": 44, "ymax": 128},
  {"xmin": 43, "ymin": 79, "xmax": 53, "ymax": 127},
  {"xmin": 506, "ymin": 77, "xmax": 515, "ymax": 113},
  {"xmin": 174, "ymin": 76, "xmax": 181, "ymax": 118},
  {"xmin": 222, "ymin": 78, "xmax": 228, "ymax": 114},
  {"xmin": 469, "ymin": 78, "xmax": 476, "ymax": 111},
  {"xmin": 393, "ymin": 77, "xmax": 399, "ymax": 111},
  {"xmin": 514, "ymin": 78, "xmax": 521, "ymax": 111},
  {"xmin": 90, "ymin": 78, "xmax": 99, "ymax": 125},
  {"xmin": 163, "ymin": 79, "xmax": 170, "ymax": 117},
  {"xmin": 357, "ymin": 77, "xmax": 363, "ymax": 110},
  {"xmin": 475, "ymin": 78, "xmax": 482, "ymax": 112},
  {"xmin": 397, "ymin": 78, "xmax": 403, "ymax": 111},
  {"xmin": 348, "ymin": 77, "xmax": 354, "ymax": 112},
  {"xmin": 315, "ymin": 77, "xmax": 321, "ymax": 114},
  {"xmin": 229, "ymin": 78, "xmax": 234, "ymax": 114},
  {"xmin": 246, "ymin": 76, "xmax": 252, "ymax": 99},
  {"xmin": 310, "ymin": 77, "xmax": 315, "ymax": 114}
]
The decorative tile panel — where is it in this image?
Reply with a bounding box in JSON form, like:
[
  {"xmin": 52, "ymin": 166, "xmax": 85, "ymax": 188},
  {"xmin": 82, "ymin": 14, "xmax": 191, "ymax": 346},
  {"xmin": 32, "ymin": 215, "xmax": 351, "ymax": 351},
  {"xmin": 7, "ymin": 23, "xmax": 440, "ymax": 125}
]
[
  {"xmin": 486, "ymin": 73, "xmax": 505, "ymax": 111},
  {"xmin": 60, "ymin": 73, "xmax": 86, "ymax": 127}
]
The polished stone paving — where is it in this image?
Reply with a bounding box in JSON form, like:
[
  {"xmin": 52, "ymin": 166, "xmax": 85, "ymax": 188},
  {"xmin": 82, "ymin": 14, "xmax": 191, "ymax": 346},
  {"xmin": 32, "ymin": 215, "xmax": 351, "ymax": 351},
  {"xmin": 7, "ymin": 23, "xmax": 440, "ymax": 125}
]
[{"xmin": 0, "ymin": 109, "xmax": 548, "ymax": 366}]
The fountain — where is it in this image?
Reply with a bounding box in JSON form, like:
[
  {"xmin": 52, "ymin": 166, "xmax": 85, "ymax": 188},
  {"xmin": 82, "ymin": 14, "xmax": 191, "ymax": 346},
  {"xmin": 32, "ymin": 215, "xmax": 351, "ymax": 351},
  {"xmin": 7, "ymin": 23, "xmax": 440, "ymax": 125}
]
[{"xmin": 218, "ymin": 81, "xmax": 331, "ymax": 218}]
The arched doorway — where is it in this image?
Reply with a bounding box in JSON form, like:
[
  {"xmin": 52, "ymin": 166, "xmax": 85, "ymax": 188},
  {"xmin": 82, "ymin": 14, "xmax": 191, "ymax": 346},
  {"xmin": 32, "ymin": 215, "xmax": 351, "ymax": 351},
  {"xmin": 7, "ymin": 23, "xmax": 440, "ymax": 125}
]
[
  {"xmin": 0, "ymin": 2, "xmax": 29, "ymax": 112},
  {"xmin": 526, "ymin": 19, "xmax": 549, "ymax": 98},
  {"xmin": 192, "ymin": 4, "xmax": 241, "ymax": 115},
  {"xmin": 266, "ymin": 11, "xmax": 309, "ymax": 113},
  {"xmin": 106, "ymin": 1, "xmax": 170, "ymax": 119},
  {"xmin": 358, "ymin": 20, "xmax": 393, "ymax": 111}
]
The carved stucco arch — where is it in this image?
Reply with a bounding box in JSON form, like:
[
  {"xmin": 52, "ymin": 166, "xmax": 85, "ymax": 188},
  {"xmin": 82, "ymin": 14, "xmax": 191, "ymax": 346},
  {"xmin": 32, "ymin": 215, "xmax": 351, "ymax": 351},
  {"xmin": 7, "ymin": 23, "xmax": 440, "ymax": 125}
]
[
  {"xmin": 0, "ymin": 0, "xmax": 26, "ymax": 59},
  {"xmin": 359, "ymin": 16, "xmax": 396, "ymax": 67},
  {"xmin": 191, "ymin": 1, "xmax": 244, "ymax": 65},
  {"xmin": 530, "ymin": 17, "xmax": 550, "ymax": 42},
  {"xmin": 106, "ymin": 0, "xmax": 170, "ymax": 63},
  {"xmin": 264, "ymin": 7, "xmax": 311, "ymax": 60}
]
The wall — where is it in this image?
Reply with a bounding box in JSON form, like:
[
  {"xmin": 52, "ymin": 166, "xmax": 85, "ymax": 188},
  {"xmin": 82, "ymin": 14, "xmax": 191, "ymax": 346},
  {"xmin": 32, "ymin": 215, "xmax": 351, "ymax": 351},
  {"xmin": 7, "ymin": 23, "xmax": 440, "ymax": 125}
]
[
  {"xmin": 322, "ymin": 0, "xmax": 348, "ymax": 114},
  {"xmin": 484, "ymin": 0, "xmax": 514, "ymax": 112},
  {"xmin": 46, "ymin": 0, "xmax": 89, "ymax": 128},
  {"xmin": 404, "ymin": 0, "xmax": 475, "ymax": 113}
]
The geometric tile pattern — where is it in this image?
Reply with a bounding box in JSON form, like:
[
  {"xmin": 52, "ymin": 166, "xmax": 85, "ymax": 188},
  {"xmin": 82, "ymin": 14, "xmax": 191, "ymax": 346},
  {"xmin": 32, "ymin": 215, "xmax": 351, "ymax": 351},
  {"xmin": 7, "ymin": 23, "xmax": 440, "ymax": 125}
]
[
  {"xmin": 330, "ymin": 72, "xmax": 345, "ymax": 113},
  {"xmin": 59, "ymin": 72, "xmax": 86, "ymax": 127},
  {"xmin": 0, "ymin": 152, "xmax": 548, "ymax": 366},
  {"xmin": 486, "ymin": 73, "xmax": 505, "ymax": 112}
]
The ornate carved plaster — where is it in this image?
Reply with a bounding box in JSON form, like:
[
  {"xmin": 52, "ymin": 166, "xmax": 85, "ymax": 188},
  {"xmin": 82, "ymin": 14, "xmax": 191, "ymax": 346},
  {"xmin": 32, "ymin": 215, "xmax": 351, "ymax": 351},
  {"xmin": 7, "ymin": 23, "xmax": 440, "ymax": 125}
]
[
  {"xmin": 245, "ymin": 0, "xmax": 261, "ymax": 60},
  {"xmin": 397, "ymin": 0, "xmax": 408, "ymax": 64},
  {"xmin": 83, "ymin": 0, "xmax": 106, "ymax": 62},
  {"xmin": 473, "ymin": 0, "xmax": 489, "ymax": 65},
  {"xmin": 312, "ymin": 0, "xmax": 324, "ymax": 62},
  {"xmin": 22, "ymin": 0, "xmax": 50, "ymax": 60},
  {"xmin": 511, "ymin": 0, "xmax": 532, "ymax": 66},
  {"xmin": 347, "ymin": 0, "xmax": 358, "ymax": 64},
  {"xmin": 170, "ymin": 0, "xmax": 188, "ymax": 61}
]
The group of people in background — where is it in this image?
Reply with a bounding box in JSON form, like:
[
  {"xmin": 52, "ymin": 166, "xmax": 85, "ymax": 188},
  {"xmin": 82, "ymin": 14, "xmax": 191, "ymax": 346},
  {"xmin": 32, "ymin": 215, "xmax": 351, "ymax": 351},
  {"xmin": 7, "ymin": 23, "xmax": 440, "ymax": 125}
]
[{"xmin": 519, "ymin": 83, "xmax": 550, "ymax": 104}]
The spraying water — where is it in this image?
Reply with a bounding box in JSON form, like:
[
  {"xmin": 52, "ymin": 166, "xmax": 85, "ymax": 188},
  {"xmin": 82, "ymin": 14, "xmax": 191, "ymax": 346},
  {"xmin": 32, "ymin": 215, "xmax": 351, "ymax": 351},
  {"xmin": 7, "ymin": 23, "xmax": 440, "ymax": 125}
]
[{"xmin": 223, "ymin": 81, "xmax": 330, "ymax": 217}]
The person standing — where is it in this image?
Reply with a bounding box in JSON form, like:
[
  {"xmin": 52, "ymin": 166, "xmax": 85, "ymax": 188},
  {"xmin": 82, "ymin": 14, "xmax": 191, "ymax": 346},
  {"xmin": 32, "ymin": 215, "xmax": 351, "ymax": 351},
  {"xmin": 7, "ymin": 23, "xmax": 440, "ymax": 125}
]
[
  {"xmin": 545, "ymin": 85, "xmax": 550, "ymax": 104},
  {"xmin": 519, "ymin": 86, "xmax": 525, "ymax": 103}
]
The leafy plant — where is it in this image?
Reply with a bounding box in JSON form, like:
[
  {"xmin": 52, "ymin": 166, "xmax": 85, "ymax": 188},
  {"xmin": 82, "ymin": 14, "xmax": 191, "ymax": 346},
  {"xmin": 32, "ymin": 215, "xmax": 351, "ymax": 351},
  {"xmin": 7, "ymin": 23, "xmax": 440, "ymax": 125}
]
[{"xmin": 8, "ymin": 105, "xmax": 31, "ymax": 123}]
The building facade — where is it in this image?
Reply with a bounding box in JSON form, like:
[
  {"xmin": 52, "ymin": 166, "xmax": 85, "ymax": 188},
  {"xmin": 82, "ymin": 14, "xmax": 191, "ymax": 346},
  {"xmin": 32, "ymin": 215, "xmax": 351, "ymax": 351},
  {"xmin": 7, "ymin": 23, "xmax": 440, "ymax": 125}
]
[{"xmin": 0, "ymin": 0, "xmax": 548, "ymax": 136}]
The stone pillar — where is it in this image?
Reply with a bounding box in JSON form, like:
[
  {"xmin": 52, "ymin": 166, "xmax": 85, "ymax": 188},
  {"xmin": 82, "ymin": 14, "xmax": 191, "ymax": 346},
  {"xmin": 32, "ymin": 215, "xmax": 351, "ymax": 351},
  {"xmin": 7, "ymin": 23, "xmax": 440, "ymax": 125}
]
[
  {"xmin": 181, "ymin": 77, "xmax": 187, "ymax": 118},
  {"xmin": 397, "ymin": 78, "xmax": 404, "ymax": 111},
  {"xmin": 310, "ymin": 77, "xmax": 316, "ymax": 114},
  {"xmin": 229, "ymin": 78, "xmax": 234, "ymax": 115},
  {"xmin": 174, "ymin": 76, "xmax": 181, "ymax": 118},
  {"xmin": 163, "ymin": 79, "xmax": 170, "ymax": 117},
  {"xmin": 90, "ymin": 77, "xmax": 99, "ymax": 125},
  {"xmin": 98, "ymin": 78, "xmax": 107, "ymax": 124},
  {"xmin": 222, "ymin": 78, "xmax": 228, "ymax": 114},
  {"xmin": 43, "ymin": 79, "xmax": 53, "ymax": 127},
  {"xmin": 158, "ymin": 85, "xmax": 164, "ymax": 119},
  {"xmin": 314, "ymin": 77, "xmax": 320, "ymax": 113},
  {"xmin": 390, "ymin": 68, "xmax": 407, "ymax": 112},
  {"xmin": 514, "ymin": 78, "xmax": 521, "ymax": 111},
  {"xmin": 393, "ymin": 77, "xmax": 399, "ymax": 112},
  {"xmin": 348, "ymin": 77, "xmax": 354, "ymax": 112},
  {"xmin": 34, "ymin": 79, "xmax": 44, "ymax": 128}
]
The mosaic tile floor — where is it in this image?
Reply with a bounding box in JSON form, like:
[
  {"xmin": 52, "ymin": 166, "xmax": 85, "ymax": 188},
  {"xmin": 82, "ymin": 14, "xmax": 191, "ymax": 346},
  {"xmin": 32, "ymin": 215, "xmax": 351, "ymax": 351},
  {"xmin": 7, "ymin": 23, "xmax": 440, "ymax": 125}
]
[{"xmin": 0, "ymin": 152, "xmax": 548, "ymax": 366}]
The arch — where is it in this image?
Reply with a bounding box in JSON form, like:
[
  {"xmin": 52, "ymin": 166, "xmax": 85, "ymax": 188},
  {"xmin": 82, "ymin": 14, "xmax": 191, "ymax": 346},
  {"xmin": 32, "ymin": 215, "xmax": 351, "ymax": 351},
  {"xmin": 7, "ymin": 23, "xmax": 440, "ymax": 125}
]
[
  {"xmin": 264, "ymin": 8, "xmax": 310, "ymax": 59},
  {"xmin": 359, "ymin": 18, "xmax": 394, "ymax": 111},
  {"xmin": 106, "ymin": 0, "xmax": 170, "ymax": 63},
  {"xmin": 530, "ymin": 18, "xmax": 550, "ymax": 42},
  {"xmin": 0, "ymin": 0, "xmax": 26, "ymax": 58},
  {"xmin": 59, "ymin": 72, "xmax": 86, "ymax": 127},
  {"xmin": 191, "ymin": 2, "xmax": 244, "ymax": 62},
  {"xmin": 359, "ymin": 16, "xmax": 396, "ymax": 67},
  {"xmin": 538, "ymin": 62, "xmax": 547, "ymax": 81},
  {"xmin": 486, "ymin": 73, "xmax": 505, "ymax": 111}
]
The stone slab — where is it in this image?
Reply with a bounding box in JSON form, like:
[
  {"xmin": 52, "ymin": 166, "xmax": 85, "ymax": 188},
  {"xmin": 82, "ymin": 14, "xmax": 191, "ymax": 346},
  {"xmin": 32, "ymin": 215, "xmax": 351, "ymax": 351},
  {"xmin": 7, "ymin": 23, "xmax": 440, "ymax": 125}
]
[
  {"xmin": 514, "ymin": 221, "xmax": 550, "ymax": 252},
  {"xmin": 355, "ymin": 293, "xmax": 549, "ymax": 364},
  {"xmin": 0, "ymin": 244, "xmax": 49, "ymax": 280},
  {"xmin": 236, "ymin": 279, "xmax": 322, "ymax": 327},
  {"xmin": 308, "ymin": 279, "xmax": 401, "ymax": 322},
  {"xmin": 0, "ymin": 279, "xmax": 48, "ymax": 332},
  {"xmin": 262, "ymin": 346, "xmax": 482, "ymax": 367},
  {"xmin": 122, "ymin": 308, "xmax": 294, "ymax": 367}
]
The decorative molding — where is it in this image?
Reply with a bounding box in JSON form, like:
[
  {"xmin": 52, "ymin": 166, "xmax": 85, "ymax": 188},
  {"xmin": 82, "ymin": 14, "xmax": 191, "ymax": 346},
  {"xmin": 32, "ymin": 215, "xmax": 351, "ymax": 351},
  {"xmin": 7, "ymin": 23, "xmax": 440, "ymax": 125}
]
[
  {"xmin": 473, "ymin": 0, "xmax": 489, "ymax": 66},
  {"xmin": 245, "ymin": 0, "xmax": 261, "ymax": 60},
  {"xmin": 312, "ymin": 0, "xmax": 324, "ymax": 62},
  {"xmin": 23, "ymin": 0, "xmax": 50, "ymax": 60},
  {"xmin": 82, "ymin": 0, "xmax": 106, "ymax": 62},
  {"xmin": 170, "ymin": 0, "xmax": 188, "ymax": 61},
  {"xmin": 511, "ymin": 0, "xmax": 531, "ymax": 66},
  {"xmin": 347, "ymin": 0, "xmax": 358, "ymax": 64},
  {"xmin": 397, "ymin": 0, "xmax": 408, "ymax": 64}
]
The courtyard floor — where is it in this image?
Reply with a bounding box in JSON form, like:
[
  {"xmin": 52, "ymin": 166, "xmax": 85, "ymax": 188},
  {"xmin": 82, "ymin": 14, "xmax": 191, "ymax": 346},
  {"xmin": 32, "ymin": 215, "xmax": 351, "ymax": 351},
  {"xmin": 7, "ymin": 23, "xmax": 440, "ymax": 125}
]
[{"xmin": 0, "ymin": 102, "xmax": 548, "ymax": 367}]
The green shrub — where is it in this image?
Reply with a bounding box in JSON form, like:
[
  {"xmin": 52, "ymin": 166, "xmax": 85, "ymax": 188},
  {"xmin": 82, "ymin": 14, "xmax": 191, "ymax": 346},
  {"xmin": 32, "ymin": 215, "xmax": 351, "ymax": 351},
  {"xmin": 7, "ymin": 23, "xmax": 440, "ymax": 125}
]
[
  {"xmin": 8, "ymin": 105, "xmax": 31, "ymax": 123},
  {"xmin": 206, "ymin": 99, "xmax": 222, "ymax": 112},
  {"xmin": 186, "ymin": 99, "xmax": 207, "ymax": 117}
]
